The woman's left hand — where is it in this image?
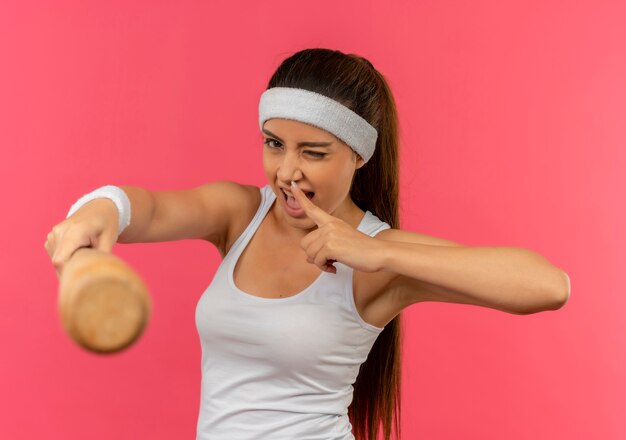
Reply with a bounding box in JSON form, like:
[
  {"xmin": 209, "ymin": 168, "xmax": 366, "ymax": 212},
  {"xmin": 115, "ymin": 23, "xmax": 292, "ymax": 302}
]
[{"xmin": 290, "ymin": 181, "xmax": 385, "ymax": 274}]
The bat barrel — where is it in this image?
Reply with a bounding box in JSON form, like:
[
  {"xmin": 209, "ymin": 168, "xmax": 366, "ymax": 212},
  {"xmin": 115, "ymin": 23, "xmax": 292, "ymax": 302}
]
[{"xmin": 58, "ymin": 247, "xmax": 151, "ymax": 354}]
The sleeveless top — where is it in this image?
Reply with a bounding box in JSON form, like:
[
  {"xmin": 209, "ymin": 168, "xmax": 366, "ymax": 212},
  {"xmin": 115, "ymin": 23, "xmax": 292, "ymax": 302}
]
[{"xmin": 194, "ymin": 184, "xmax": 392, "ymax": 440}]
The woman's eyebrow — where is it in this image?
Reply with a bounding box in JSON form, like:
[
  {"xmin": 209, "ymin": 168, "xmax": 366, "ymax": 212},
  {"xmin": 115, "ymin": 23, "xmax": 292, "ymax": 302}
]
[{"xmin": 262, "ymin": 128, "xmax": 334, "ymax": 147}]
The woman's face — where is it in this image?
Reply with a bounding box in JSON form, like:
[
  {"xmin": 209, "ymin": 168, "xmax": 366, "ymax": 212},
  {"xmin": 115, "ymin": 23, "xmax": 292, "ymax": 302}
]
[{"xmin": 262, "ymin": 118, "xmax": 365, "ymax": 232}]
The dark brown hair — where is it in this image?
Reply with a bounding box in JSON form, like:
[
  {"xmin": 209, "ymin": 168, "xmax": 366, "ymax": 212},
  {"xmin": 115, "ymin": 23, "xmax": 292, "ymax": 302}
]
[{"xmin": 266, "ymin": 48, "xmax": 403, "ymax": 440}]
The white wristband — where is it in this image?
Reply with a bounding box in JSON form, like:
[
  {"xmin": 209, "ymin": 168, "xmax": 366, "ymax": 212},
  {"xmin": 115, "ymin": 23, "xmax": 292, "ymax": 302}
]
[{"xmin": 66, "ymin": 185, "xmax": 132, "ymax": 236}]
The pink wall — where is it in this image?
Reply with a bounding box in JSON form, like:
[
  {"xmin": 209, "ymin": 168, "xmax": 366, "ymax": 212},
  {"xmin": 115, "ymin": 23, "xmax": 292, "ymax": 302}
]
[{"xmin": 1, "ymin": 0, "xmax": 623, "ymax": 438}]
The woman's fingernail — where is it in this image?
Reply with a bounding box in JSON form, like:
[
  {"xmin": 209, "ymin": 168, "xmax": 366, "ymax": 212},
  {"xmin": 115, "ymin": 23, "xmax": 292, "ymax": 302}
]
[{"xmin": 291, "ymin": 180, "xmax": 297, "ymax": 188}]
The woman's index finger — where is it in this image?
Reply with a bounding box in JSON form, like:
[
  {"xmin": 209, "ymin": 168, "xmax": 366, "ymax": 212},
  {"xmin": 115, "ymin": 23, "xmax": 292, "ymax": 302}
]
[{"xmin": 290, "ymin": 181, "xmax": 333, "ymax": 225}]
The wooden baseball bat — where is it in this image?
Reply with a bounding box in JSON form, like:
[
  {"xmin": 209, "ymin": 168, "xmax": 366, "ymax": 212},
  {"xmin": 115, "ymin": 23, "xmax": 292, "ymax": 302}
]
[{"xmin": 58, "ymin": 247, "xmax": 151, "ymax": 354}]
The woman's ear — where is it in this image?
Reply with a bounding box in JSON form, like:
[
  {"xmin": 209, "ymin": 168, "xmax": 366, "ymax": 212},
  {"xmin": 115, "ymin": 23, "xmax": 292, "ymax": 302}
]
[{"xmin": 354, "ymin": 152, "xmax": 365, "ymax": 170}]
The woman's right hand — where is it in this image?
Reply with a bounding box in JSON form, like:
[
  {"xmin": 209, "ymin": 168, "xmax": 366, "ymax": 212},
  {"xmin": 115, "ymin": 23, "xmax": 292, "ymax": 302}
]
[{"xmin": 45, "ymin": 199, "xmax": 120, "ymax": 277}]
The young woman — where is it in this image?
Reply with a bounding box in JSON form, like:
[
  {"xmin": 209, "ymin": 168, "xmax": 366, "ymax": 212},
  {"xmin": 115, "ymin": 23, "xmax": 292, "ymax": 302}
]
[{"xmin": 46, "ymin": 48, "xmax": 570, "ymax": 440}]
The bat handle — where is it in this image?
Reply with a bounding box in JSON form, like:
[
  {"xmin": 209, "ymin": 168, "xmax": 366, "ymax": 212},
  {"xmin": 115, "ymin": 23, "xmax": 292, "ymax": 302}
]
[{"xmin": 58, "ymin": 247, "xmax": 151, "ymax": 354}]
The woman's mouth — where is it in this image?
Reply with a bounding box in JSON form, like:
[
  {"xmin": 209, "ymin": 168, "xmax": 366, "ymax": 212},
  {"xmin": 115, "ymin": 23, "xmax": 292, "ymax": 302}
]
[{"xmin": 280, "ymin": 188, "xmax": 315, "ymax": 215}]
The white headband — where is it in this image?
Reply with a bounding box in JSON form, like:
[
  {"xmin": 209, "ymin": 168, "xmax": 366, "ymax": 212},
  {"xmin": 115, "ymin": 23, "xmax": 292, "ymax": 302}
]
[{"xmin": 258, "ymin": 87, "xmax": 378, "ymax": 163}]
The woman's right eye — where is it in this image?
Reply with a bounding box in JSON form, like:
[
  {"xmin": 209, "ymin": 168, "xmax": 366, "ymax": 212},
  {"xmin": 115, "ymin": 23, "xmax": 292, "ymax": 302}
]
[{"xmin": 263, "ymin": 139, "xmax": 281, "ymax": 148}]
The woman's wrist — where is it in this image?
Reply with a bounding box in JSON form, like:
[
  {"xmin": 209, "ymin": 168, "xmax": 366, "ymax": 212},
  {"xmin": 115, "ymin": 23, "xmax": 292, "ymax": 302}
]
[{"xmin": 66, "ymin": 185, "xmax": 131, "ymax": 235}]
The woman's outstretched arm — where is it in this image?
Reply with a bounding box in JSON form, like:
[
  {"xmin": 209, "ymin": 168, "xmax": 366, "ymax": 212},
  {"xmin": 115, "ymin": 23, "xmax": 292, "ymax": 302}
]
[{"xmin": 376, "ymin": 233, "xmax": 570, "ymax": 315}]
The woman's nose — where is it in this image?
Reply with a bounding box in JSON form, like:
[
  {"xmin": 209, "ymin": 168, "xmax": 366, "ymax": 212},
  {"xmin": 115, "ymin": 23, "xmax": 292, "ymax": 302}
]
[{"xmin": 277, "ymin": 152, "xmax": 303, "ymax": 181}]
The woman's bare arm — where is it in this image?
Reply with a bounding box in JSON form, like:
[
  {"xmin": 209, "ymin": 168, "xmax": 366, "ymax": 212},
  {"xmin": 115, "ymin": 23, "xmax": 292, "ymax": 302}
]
[{"xmin": 117, "ymin": 181, "xmax": 251, "ymax": 250}]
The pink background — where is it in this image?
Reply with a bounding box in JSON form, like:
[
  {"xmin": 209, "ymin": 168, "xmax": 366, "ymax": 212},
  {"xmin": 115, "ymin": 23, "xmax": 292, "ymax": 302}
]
[{"xmin": 1, "ymin": 0, "xmax": 624, "ymax": 438}]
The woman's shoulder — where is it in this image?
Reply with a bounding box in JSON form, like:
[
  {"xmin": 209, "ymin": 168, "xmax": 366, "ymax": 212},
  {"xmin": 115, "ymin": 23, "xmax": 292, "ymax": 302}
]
[
  {"xmin": 206, "ymin": 180, "xmax": 263, "ymax": 217},
  {"xmin": 214, "ymin": 180, "xmax": 262, "ymax": 204},
  {"xmin": 218, "ymin": 181, "xmax": 263, "ymax": 257}
]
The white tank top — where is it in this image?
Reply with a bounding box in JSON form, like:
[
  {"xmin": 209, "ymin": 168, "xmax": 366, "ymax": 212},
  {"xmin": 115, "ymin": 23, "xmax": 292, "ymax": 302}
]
[{"xmin": 195, "ymin": 184, "xmax": 391, "ymax": 439}]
